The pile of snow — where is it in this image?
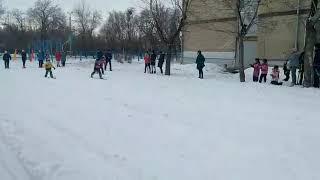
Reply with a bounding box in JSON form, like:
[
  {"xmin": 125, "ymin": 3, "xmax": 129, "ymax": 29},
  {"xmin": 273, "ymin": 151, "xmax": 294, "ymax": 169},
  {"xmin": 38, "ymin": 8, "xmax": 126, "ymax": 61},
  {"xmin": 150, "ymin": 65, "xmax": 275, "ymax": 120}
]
[{"xmin": 0, "ymin": 59, "xmax": 319, "ymax": 180}]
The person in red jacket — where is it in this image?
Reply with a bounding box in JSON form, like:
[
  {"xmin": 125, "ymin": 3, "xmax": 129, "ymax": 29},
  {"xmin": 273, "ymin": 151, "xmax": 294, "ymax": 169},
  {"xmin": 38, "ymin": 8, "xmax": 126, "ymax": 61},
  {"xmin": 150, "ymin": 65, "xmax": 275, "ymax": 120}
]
[
  {"xmin": 144, "ymin": 52, "xmax": 151, "ymax": 73},
  {"xmin": 259, "ymin": 59, "xmax": 268, "ymax": 83},
  {"xmin": 55, "ymin": 51, "xmax": 62, "ymax": 67}
]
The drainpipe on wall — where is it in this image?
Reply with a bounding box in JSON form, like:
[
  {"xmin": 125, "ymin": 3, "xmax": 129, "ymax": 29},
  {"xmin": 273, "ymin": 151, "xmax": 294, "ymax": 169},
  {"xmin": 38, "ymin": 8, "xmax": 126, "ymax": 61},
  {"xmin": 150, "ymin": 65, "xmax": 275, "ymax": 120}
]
[{"xmin": 295, "ymin": 0, "xmax": 301, "ymax": 51}]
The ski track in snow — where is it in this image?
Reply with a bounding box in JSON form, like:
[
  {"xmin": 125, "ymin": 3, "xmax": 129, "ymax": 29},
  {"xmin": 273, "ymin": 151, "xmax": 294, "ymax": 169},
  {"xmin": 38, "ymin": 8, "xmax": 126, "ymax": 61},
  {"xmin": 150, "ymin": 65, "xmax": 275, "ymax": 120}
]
[{"xmin": 0, "ymin": 58, "xmax": 320, "ymax": 180}]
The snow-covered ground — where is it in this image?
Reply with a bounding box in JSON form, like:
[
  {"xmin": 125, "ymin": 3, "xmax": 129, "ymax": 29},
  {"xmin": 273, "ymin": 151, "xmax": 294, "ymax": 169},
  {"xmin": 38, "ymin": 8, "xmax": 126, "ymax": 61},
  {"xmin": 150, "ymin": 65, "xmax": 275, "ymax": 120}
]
[{"xmin": 0, "ymin": 58, "xmax": 320, "ymax": 180}]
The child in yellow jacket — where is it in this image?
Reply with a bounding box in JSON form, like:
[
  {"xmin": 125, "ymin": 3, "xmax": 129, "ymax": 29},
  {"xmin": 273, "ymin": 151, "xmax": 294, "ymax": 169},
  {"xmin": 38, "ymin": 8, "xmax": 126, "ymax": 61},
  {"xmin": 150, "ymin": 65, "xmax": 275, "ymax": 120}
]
[{"xmin": 44, "ymin": 59, "xmax": 56, "ymax": 78}]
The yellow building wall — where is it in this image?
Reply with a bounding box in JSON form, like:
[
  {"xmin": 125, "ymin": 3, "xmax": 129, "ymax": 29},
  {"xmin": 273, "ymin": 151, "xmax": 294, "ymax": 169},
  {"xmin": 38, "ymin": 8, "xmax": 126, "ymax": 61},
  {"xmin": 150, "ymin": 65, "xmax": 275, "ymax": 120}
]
[{"xmin": 185, "ymin": 0, "xmax": 236, "ymax": 53}]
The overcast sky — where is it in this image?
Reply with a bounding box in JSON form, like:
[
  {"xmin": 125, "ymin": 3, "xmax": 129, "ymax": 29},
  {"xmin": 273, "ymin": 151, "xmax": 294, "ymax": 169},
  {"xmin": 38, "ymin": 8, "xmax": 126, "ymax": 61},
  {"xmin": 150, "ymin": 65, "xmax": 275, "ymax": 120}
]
[{"xmin": 3, "ymin": 0, "xmax": 138, "ymax": 15}]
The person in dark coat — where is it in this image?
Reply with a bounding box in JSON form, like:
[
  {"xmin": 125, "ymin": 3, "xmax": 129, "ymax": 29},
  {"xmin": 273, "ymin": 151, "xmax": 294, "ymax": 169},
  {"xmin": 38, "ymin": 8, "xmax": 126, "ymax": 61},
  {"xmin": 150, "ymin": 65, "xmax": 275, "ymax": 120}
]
[
  {"xmin": 96, "ymin": 49, "xmax": 104, "ymax": 61},
  {"xmin": 150, "ymin": 50, "xmax": 157, "ymax": 74},
  {"xmin": 104, "ymin": 50, "xmax": 113, "ymax": 71},
  {"xmin": 196, "ymin": 50, "xmax": 205, "ymax": 79},
  {"xmin": 158, "ymin": 51, "xmax": 165, "ymax": 74},
  {"xmin": 314, "ymin": 44, "xmax": 320, "ymax": 88},
  {"xmin": 3, "ymin": 51, "xmax": 12, "ymax": 69},
  {"xmin": 283, "ymin": 61, "xmax": 290, "ymax": 81},
  {"xmin": 21, "ymin": 50, "xmax": 27, "ymax": 68}
]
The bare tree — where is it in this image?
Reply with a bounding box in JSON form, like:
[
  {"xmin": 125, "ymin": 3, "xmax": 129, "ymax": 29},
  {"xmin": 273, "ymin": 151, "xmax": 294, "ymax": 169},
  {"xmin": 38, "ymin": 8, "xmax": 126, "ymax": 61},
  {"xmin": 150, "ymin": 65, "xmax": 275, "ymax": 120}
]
[
  {"xmin": 101, "ymin": 11, "xmax": 126, "ymax": 52},
  {"xmin": 73, "ymin": 0, "xmax": 102, "ymax": 52},
  {"xmin": 11, "ymin": 9, "xmax": 26, "ymax": 32},
  {"xmin": 148, "ymin": 0, "xmax": 192, "ymax": 75},
  {"xmin": 27, "ymin": 0, "xmax": 66, "ymax": 41},
  {"xmin": 137, "ymin": 9, "xmax": 158, "ymax": 50},
  {"xmin": 235, "ymin": 0, "xmax": 261, "ymax": 82},
  {"xmin": 0, "ymin": 0, "xmax": 4, "ymax": 18},
  {"xmin": 303, "ymin": 0, "xmax": 319, "ymax": 87}
]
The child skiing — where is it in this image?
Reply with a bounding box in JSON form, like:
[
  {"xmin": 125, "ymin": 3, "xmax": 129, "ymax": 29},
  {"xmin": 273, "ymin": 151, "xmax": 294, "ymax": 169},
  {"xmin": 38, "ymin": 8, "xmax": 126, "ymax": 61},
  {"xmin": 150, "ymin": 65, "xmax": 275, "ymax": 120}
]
[
  {"xmin": 259, "ymin": 59, "xmax": 268, "ymax": 83},
  {"xmin": 250, "ymin": 58, "xmax": 260, "ymax": 82},
  {"xmin": 44, "ymin": 59, "xmax": 56, "ymax": 78},
  {"xmin": 91, "ymin": 59, "xmax": 103, "ymax": 79},
  {"xmin": 270, "ymin": 65, "xmax": 283, "ymax": 85}
]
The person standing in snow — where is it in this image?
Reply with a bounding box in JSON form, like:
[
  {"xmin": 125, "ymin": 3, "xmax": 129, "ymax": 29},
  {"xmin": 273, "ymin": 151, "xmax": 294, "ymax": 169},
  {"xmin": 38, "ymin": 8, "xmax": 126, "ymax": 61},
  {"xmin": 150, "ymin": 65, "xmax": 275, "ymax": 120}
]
[
  {"xmin": 150, "ymin": 50, "xmax": 157, "ymax": 74},
  {"xmin": 196, "ymin": 50, "xmax": 205, "ymax": 79},
  {"xmin": 21, "ymin": 50, "xmax": 27, "ymax": 68},
  {"xmin": 259, "ymin": 59, "xmax": 268, "ymax": 83},
  {"xmin": 144, "ymin": 52, "xmax": 151, "ymax": 73},
  {"xmin": 283, "ymin": 61, "xmax": 290, "ymax": 81},
  {"xmin": 297, "ymin": 52, "xmax": 305, "ymax": 86},
  {"xmin": 91, "ymin": 59, "xmax": 104, "ymax": 79},
  {"xmin": 61, "ymin": 51, "xmax": 67, "ymax": 67},
  {"xmin": 287, "ymin": 50, "xmax": 301, "ymax": 86},
  {"xmin": 313, "ymin": 44, "xmax": 320, "ymax": 88},
  {"xmin": 55, "ymin": 51, "xmax": 62, "ymax": 67},
  {"xmin": 270, "ymin": 65, "xmax": 283, "ymax": 85},
  {"xmin": 104, "ymin": 49, "xmax": 113, "ymax": 71},
  {"xmin": 3, "ymin": 50, "xmax": 12, "ymax": 69},
  {"xmin": 44, "ymin": 59, "xmax": 56, "ymax": 78},
  {"xmin": 250, "ymin": 58, "xmax": 261, "ymax": 82},
  {"xmin": 158, "ymin": 51, "xmax": 165, "ymax": 74},
  {"xmin": 37, "ymin": 50, "xmax": 45, "ymax": 68}
]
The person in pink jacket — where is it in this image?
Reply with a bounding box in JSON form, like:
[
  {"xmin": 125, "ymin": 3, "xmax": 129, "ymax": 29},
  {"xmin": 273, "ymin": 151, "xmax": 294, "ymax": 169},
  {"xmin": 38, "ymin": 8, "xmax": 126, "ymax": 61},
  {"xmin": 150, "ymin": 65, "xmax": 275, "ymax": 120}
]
[
  {"xmin": 55, "ymin": 51, "xmax": 62, "ymax": 67},
  {"xmin": 270, "ymin": 65, "xmax": 283, "ymax": 85},
  {"xmin": 250, "ymin": 58, "xmax": 261, "ymax": 82},
  {"xmin": 259, "ymin": 59, "xmax": 268, "ymax": 83},
  {"xmin": 144, "ymin": 52, "xmax": 151, "ymax": 73}
]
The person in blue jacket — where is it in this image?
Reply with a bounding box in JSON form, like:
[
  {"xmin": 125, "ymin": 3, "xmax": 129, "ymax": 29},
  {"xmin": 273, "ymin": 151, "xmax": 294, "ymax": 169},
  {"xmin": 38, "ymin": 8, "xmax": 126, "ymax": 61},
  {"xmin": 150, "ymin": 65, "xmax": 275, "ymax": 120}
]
[{"xmin": 37, "ymin": 50, "xmax": 45, "ymax": 68}]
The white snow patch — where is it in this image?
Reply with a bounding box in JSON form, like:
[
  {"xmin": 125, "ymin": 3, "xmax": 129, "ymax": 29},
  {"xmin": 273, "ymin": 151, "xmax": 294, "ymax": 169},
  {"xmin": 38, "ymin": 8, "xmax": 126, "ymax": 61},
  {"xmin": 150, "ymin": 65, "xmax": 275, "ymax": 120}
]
[{"xmin": 0, "ymin": 58, "xmax": 319, "ymax": 180}]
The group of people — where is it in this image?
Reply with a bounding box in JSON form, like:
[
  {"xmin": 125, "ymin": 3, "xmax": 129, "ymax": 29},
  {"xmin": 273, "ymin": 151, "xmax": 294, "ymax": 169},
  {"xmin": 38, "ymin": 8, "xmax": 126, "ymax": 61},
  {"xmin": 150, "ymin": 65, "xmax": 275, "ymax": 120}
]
[
  {"xmin": 91, "ymin": 49, "xmax": 113, "ymax": 79},
  {"xmin": 144, "ymin": 50, "xmax": 165, "ymax": 74},
  {"xmin": 251, "ymin": 59, "xmax": 274, "ymax": 84},
  {"xmin": 1, "ymin": 49, "xmax": 69, "ymax": 79},
  {"xmin": 37, "ymin": 50, "xmax": 67, "ymax": 69},
  {"xmin": 251, "ymin": 45, "xmax": 320, "ymax": 88},
  {"xmin": 251, "ymin": 57, "xmax": 300, "ymax": 86}
]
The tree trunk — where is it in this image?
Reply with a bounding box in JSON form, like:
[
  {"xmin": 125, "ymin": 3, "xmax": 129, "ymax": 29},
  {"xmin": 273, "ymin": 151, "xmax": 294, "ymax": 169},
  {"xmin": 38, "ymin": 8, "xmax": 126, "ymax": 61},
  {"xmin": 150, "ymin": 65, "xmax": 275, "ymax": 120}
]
[
  {"xmin": 239, "ymin": 36, "xmax": 246, "ymax": 82},
  {"xmin": 303, "ymin": 20, "xmax": 316, "ymax": 87},
  {"xmin": 165, "ymin": 44, "xmax": 173, "ymax": 76}
]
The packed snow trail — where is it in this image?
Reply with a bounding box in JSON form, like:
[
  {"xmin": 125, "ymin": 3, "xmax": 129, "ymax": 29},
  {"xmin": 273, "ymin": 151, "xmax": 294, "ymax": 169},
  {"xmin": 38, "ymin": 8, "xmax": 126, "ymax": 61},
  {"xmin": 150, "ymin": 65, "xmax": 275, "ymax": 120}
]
[{"xmin": 0, "ymin": 59, "xmax": 320, "ymax": 180}]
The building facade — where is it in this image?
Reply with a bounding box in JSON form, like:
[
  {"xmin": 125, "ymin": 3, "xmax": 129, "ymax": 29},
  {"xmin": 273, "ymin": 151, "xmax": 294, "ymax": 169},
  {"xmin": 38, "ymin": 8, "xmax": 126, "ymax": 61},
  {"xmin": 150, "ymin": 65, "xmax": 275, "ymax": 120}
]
[
  {"xmin": 184, "ymin": 0, "xmax": 311, "ymax": 66},
  {"xmin": 183, "ymin": 0, "xmax": 237, "ymax": 64}
]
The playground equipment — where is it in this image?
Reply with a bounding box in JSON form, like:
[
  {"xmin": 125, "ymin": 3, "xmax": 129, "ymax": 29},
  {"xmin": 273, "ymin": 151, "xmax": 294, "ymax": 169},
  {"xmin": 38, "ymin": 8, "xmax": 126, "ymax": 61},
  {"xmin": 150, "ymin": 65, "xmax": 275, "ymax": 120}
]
[{"xmin": 28, "ymin": 40, "xmax": 63, "ymax": 60}]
